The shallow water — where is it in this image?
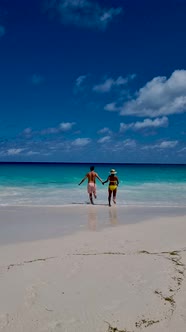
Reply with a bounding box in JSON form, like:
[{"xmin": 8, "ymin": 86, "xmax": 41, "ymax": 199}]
[{"xmin": 0, "ymin": 163, "xmax": 185, "ymax": 206}]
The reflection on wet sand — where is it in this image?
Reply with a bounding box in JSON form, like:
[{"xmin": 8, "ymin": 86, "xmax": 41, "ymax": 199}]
[
  {"xmin": 109, "ymin": 207, "xmax": 118, "ymax": 226},
  {"xmin": 88, "ymin": 206, "xmax": 97, "ymax": 231},
  {"xmin": 87, "ymin": 206, "xmax": 119, "ymax": 231}
]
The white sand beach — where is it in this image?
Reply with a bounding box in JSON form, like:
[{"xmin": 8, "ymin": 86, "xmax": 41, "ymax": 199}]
[{"xmin": 0, "ymin": 205, "xmax": 186, "ymax": 332}]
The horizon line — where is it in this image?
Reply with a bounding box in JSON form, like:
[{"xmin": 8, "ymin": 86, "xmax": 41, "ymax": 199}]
[{"xmin": 0, "ymin": 162, "xmax": 185, "ymax": 166}]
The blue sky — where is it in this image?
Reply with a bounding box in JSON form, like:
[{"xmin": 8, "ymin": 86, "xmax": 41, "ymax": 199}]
[{"xmin": 0, "ymin": 0, "xmax": 186, "ymax": 163}]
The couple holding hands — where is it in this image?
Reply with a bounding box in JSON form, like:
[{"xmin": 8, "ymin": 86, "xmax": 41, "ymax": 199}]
[{"xmin": 79, "ymin": 166, "xmax": 119, "ymax": 207}]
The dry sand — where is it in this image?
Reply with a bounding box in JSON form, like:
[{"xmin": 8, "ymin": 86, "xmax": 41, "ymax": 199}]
[{"xmin": 0, "ymin": 205, "xmax": 186, "ymax": 332}]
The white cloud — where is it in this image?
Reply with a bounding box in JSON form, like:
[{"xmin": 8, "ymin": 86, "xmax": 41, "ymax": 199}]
[
  {"xmin": 133, "ymin": 117, "xmax": 169, "ymax": 130},
  {"xmin": 123, "ymin": 139, "xmax": 136, "ymax": 148},
  {"xmin": 23, "ymin": 128, "xmax": 32, "ymax": 135},
  {"xmin": 75, "ymin": 75, "xmax": 87, "ymax": 87},
  {"xmin": 104, "ymin": 102, "xmax": 118, "ymax": 112},
  {"xmin": 44, "ymin": 0, "xmax": 122, "ymax": 29},
  {"xmin": 71, "ymin": 137, "xmax": 91, "ymax": 146},
  {"xmin": 41, "ymin": 122, "xmax": 75, "ymax": 135},
  {"xmin": 7, "ymin": 149, "xmax": 24, "ymax": 156},
  {"xmin": 60, "ymin": 122, "xmax": 75, "ymax": 131},
  {"xmin": 119, "ymin": 123, "xmax": 129, "ymax": 132},
  {"xmin": 97, "ymin": 135, "xmax": 111, "ymax": 143},
  {"xmin": 109, "ymin": 139, "xmax": 137, "ymax": 151},
  {"xmin": 27, "ymin": 151, "xmax": 40, "ymax": 156},
  {"xmin": 142, "ymin": 140, "xmax": 179, "ymax": 150},
  {"xmin": 105, "ymin": 70, "xmax": 186, "ymax": 117},
  {"xmin": 74, "ymin": 75, "xmax": 87, "ymax": 93},
  {"xmin": 178, "ymin": 147, "xmax": 186, "ymax": 153},
  {"xmin": 31, "ymin": 74, "xmax": 44, "ymax": 85},
  {"xmin": 178, "ymin": 146, "xmax": 186, "ymax": 157},
  {"xmin": 23, "ymin": 128, "xmax": 33, "ymax": 137},
  {"xmin": 0, "ymin": 25, "xmax": 5, "ymax": 37},
  {"xmin": 93, "ymin": 75, "xmax": 135, "ymax": 93},
  {"xmin": 41, "ymin": 127, "xmax": 59, "ymax": 135},
  {"xmin": 158, "ymin": 140, "xmax": 178, "ymax": 149},
  {"xmin": 120, "ymin": 116, "xmax": 169, "ymax": 132},
  {"xmin": 97, "ymin": 127, "xmax": 111, "ymax": 135}
]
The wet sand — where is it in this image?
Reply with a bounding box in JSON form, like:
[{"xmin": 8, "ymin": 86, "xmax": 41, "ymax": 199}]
[{"xmin": 0, "ymin": 205, "xmax": 186, "ymax": 331}]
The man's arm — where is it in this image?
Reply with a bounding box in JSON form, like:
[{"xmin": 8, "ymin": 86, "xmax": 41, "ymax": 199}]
[
  {"xmin": 78, "ymin": 174, "xmax": 88, "ymax": 185},
  {"xmin": 116, "ymin": 176, "xmax": 119, "ymax": 186},
  {"xmin": 96, "ymin": 173, "xmax": 103, "ymax": 184}
]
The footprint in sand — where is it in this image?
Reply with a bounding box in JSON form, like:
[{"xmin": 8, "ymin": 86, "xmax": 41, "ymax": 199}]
[
  {"xmin": 0, "ymin": 313, "xmax": 10, "ymax": 329},
  {"xmin": 25, "ymin": 285, "xmax": 38, "ymax": 307},
  {"xmin": 42, "ymin": 320, "xmax": 63, "ymax": 331}
]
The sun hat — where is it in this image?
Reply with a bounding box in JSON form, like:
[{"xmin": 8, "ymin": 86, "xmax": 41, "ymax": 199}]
[{"xmin": 110, "ymin": 169, "xmax": 117, "ymax": 174}]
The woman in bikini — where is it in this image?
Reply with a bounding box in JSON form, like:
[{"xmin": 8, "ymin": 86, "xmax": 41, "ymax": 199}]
[{"xmin": 103, "ymin": 169, "xmax": 119, "ymax": 207}]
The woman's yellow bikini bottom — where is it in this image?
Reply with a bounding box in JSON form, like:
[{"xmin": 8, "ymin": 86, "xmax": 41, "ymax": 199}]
[{"xmin": 109, "ymin": 185, "xmax": 117, "ymax": 191}]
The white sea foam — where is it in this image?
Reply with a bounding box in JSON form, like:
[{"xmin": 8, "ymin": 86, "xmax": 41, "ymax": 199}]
[{"xmin": 0, "ymin": 182, "xmax": 185, "ymax": 207}]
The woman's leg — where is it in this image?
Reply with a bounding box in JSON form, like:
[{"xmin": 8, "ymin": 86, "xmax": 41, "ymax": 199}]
[
  {"xmin": 113, "ymin": 188, "xmax": 117, "ymax": 204},
  {"xmin": 108, "ymin": 189, "xmax": 112, "ymax": 206}
]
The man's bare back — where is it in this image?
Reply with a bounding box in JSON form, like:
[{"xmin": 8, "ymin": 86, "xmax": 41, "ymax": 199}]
[
  {"xmin": 87, "ymin": 171, "xmax": 99, "ymax": 183},
  {"xmin": 78, "ymin": 166, "xmax": 103, "ymax": 204}
]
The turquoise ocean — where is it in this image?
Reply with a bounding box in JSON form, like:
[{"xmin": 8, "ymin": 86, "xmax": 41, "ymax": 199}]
[{"xmin": 0, "ymin": 163, "xmax": 185, "ymax": 207}]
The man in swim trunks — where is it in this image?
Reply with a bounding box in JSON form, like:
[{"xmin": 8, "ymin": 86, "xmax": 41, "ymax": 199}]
[
  {"xmin": 78, "ymin": 166, "xmax": 103, "ymax": 204},
  {"xmin": 103, "ymin": 169, "xmax": 119, "ymax": 207}
]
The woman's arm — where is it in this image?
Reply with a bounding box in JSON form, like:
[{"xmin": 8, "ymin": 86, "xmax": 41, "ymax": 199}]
[{"xmin": 102, "ymin": 176, "xmax": 109, "ymax": 185}]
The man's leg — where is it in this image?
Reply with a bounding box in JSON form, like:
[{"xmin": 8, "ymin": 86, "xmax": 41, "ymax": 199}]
[
  {"xmin": 93, "ymin": 185, "xmax": 97, "ymax": 199},
  {"xmin": 88, "ymin": 183, "xmax": 94, "ymax": 204},
  {"xmin": 89, "ymin": 193, "xmax": 94, "ymax": 204}
]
